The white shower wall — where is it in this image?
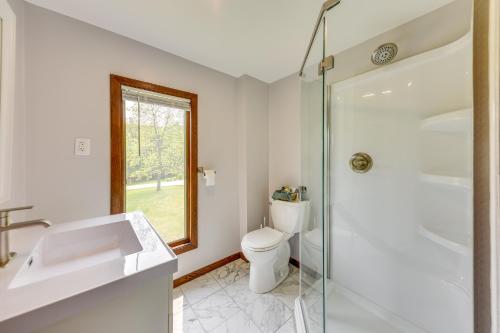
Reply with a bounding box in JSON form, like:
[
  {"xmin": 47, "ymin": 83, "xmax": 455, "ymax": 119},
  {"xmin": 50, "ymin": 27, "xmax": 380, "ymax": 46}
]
[{"xmin": 329, "ymin": 35, "xmax": 473, "ymax": 333}]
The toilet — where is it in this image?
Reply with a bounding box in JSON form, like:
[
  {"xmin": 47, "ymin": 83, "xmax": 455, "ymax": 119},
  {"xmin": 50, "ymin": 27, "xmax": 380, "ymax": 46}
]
[
  {"xmin": 301, "ymin": 227, "xmax": 323, "ymax": 276},
  {"xmin": 241, "ymin": 199, "xmax": 310, "ymax": 293}
]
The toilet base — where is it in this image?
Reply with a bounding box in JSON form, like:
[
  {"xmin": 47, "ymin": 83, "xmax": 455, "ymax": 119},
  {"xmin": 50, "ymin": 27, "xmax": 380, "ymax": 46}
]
[{"xmin": 244, "ymin": 241, "xmax": 291, "ymax": 294}]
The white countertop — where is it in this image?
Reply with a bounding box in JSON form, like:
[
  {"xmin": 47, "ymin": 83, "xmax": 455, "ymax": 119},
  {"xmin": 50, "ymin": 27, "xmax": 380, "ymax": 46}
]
[{"xmin": 0, "ymin": 212, "xmax": 178, "ymax": 324}]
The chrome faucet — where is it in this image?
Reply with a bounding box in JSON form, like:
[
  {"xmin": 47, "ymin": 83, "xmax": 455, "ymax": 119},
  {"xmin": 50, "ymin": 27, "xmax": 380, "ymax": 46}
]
[{"xmin": 0, "ymin": 206, "xmax": 51, "ymax": 267}]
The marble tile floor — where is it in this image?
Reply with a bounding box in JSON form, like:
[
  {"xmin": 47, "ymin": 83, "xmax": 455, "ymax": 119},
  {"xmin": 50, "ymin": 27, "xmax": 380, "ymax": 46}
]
[{"xmin": 173, "ymin": 259, "xmax": 300, "ymax": 333}]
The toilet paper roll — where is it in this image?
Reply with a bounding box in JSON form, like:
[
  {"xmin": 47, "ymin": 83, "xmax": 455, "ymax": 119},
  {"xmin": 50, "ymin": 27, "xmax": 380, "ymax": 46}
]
[{"xmin": 203, "ymin": 170, "xmax": 216, "ymax": 186}]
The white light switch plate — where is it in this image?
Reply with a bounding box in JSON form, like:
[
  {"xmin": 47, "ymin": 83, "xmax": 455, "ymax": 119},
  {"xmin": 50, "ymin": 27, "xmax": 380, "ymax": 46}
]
[{"xmin": 75, "ymin": 138, "xmax": 91, "ymax": 156}]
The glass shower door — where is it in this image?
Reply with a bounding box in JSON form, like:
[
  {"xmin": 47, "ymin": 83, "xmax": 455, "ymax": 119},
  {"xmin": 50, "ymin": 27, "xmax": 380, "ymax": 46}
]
[
  {"xmin": 298, "ymin": 14, "xmax": 327, "ymax": 333},
  {"xmin": 322, "ymin": 1, "xmax": 473, "ymax": 333}
]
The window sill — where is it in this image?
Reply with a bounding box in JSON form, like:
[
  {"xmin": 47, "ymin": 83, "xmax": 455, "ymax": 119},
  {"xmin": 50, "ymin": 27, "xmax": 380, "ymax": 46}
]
[{"xmin": 169, "ymin": 241, "xmax": 197, "ymax": 255}]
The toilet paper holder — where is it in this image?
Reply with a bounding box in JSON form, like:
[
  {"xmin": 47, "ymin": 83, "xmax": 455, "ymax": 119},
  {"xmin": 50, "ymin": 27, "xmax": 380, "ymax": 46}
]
[{"xmin": 197, "ymin": 167, "xmax": 216, "ymax": 175}]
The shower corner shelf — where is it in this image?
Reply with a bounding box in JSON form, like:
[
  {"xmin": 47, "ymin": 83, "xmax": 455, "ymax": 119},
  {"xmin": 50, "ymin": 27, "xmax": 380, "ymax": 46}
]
[
  {"xmin": 418, "ymin": 224, "xmax": 471, "ymax": 255},
  {"xmin": 420, "ymin": 172, "xmax": 472, "ymax": 189},
  {"xmin": 420, "ymin": 108, "xmax": 472, "ymax": 133}
]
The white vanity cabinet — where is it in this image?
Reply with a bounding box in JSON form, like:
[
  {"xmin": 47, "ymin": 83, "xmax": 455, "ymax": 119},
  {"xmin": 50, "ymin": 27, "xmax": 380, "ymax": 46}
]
[
  {"xmin": 0, "ymin": 213, "xmax": 178, "ymax": 333},
  {"xmin": 33, "ymin": 272, "xmax": 174, "ymax": 333}
]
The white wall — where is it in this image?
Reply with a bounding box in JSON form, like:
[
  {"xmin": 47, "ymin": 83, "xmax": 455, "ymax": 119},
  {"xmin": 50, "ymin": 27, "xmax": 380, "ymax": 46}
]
[
  {"xmin": 2, "ymin": 0, "xmax": 27, "ymax": 217},
  {"xmin": 268, "ymin": 74, "xmax": 302, "ymax": 259},
  {"xmin": 299, "ymin": 78, "xmax": 323, "ymax": 267},
  {"xmin": 23, "ymin": 3, "xmax": 241, "ymax": 278},
  {"xmin": 8, "ymin": 1, "xmax": 300, "ymax": 277},
  {"xmin": 268, "ymin": 74, "xmax": 302, "ymax": 195},
  {"xmin": 236, "ymin": 75, "xmax": 269, "ymax": 237}
]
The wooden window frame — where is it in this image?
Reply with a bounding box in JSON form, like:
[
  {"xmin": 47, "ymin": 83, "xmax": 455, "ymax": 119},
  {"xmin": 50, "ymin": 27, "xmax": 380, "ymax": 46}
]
[{"xmin": 110, "ymin": 74, "xmax": 198, "ymax": 255}]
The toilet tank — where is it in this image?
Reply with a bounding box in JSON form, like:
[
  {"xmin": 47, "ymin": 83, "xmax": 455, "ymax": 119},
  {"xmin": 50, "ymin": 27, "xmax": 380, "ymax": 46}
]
[{"xmin": 270, "ymin": 199, "xmax": 310, "ymax": 234}]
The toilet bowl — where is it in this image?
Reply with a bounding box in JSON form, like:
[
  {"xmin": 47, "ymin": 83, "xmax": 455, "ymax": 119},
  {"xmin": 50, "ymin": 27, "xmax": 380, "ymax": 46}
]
[
  {"xmin": 242, "ymin": 227, "xmax": 291, "ymax": 293},
  {"xmin": 241, "ymin": 199, "xmax": 310, "ymax": 294}
]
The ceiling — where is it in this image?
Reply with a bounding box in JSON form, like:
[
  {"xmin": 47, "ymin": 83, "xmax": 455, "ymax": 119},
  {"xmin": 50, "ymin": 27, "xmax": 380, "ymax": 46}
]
[{"xmin": 25, "ymin": 0, "xmax": 456, "ymax": 83}]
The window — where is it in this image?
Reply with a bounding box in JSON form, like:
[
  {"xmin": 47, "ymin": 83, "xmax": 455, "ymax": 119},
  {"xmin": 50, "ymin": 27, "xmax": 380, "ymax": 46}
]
[{"xmin": 110, "ymin": 75, "xmax": 198, "ymax": 254}]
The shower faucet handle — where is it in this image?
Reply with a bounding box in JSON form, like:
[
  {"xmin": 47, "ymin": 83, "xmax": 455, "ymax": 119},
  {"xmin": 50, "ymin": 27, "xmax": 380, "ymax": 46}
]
[{"xmin": 350, "ymin": 153, "xmax": 373, "ymax": 174}]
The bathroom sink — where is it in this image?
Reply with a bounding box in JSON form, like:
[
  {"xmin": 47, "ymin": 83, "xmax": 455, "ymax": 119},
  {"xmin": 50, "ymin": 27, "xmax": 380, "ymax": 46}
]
[
  {"xmin": 9, "ymin": 220, "xmax": 143, "ymax": 288},
  {"xmin": 0, "ymin": 212, "xmax": 177, "ymax": 326}
]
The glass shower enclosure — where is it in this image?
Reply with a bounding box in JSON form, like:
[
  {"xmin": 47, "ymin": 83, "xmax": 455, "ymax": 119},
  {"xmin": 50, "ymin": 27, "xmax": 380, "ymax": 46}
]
[{"xmin": 297, "ymin": 1, "xmax": 473, "ymax": 332}]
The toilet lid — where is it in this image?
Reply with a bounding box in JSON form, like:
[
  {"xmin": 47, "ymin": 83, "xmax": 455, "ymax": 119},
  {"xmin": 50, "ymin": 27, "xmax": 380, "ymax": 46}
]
[{"xmin": 242, "ymin": 227, "xmax": 284, "ymax": 251}]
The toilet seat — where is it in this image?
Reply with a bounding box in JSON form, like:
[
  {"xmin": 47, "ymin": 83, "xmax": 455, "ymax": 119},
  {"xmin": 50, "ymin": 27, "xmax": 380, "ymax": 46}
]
[{"xmin": 241, "ymin": 227, "xmax": 283, "ymax": 252}]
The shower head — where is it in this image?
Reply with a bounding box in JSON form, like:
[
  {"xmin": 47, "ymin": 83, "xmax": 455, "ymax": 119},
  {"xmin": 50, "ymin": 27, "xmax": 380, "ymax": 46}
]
[{"xmin": 371, "ymin": 43, "xmax": 398, "ymax": 65}]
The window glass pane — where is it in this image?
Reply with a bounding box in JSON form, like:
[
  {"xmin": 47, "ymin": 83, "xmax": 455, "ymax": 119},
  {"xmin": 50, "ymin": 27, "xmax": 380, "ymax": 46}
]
[{"xmin": 124, "ymin": 98, "xmax": 186, "ymax": 243}]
